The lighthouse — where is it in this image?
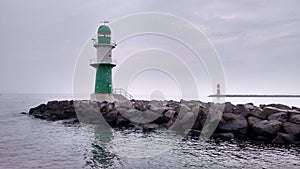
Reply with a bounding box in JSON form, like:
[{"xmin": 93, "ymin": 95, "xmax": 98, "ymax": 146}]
[{"xmin": 90, "ymin": 22, "xmax": 116, "ymax": 94}]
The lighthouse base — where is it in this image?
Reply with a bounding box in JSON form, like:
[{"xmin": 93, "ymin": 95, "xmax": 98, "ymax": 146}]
[{"xmin": 90, "ymin": 93, "xmax": 128, "ymax": 102}]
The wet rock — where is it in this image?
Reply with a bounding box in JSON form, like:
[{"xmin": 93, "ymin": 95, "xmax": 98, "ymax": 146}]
[
  {"xmin": 218, "ymin": 113, "xmax": 248, "ymax": 134},
  {"xmin": 103, "ymin": 110, "xmax": 118, "ymax": 123},
  {"xmin": 214, "ymin": 133, "xmax": 234, "ymax": 141},
  {"xmin": 62, "ymin": 118, "xmax": 79, "ymax": 125},
  {"xmin": 252, "ymin": 120, "xmax": 282, "ymax": 136},
  {"xmin": 289, "ymin": 114, "xmax": 300, "ymax": 124},
  {"xmin": 29, "ymin": 104, "xmax": 48, "ymax": 115},
  {"xmin": 282, "ymin": 122, "xmax": 300, "ymax": 135},
  {"xmin": 272, "ymin": 132, "xmax": 299, "ymax": 145},
  {"xmin": 267, "ymin": 112, "xmax": 287, "ymax": 122},
  {"xmin": 47, "ymin": 101, "xmax": 61, "ymax": 110},
  {"xmin": 142, "ymin": 123, "xmax": 159, "ymax": 132},
  {"xmin": 185, "ymin": 129, "xmax": 201, "ymax": 137},
  {"xmin": 33, "ymin": 114, "xmax": 47, "ymax": 120},
  {"xmin": 247, "ymin": 116, "xmax": 263, "ymax": 126},
  {"xmin": 116, "ymin": 115, "xmax": 130, "ymax": 127}
]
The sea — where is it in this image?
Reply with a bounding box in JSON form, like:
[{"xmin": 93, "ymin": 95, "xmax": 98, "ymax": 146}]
[{"xmin": 0, "ymin": 93, "xmax": 299, "ymax": 169}]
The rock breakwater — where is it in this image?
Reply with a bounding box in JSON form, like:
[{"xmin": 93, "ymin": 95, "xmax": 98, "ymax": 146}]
[{"xmin": 27, "ymin": 100, "xmax": 300, "ymax": 145}]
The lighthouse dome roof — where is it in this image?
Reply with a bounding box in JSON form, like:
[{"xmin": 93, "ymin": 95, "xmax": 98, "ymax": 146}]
[{"xmin": 97, "ymin": 25, "xmax": 111, "ymax": 34}]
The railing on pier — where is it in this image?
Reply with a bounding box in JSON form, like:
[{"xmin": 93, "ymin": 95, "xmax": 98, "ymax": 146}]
[{"xmin": 113, "ymin": 88, "xmax": 133, "ymax": 100}]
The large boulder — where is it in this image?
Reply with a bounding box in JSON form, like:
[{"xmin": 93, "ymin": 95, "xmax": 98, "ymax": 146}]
[
  {"xmin": 47, "ymin": 101, "xmax": 61, "ymax": 110},
  {"xmin": 223, "ymin": 102, "xmax": 234, "ymax": 114},
  {"xmin": 103, "ymin": 109, "xmax": 118, "ymax": 123},
  {"xmin": 191, "ymin": 107, "xmax": 208, "ymax": 130},
  {"xmin": 29, "ymin": 104, "xmax": 48, "ymax": 115},
  {"xmin": 289, "ymin": 114, "xmax": 300, "ymax": 124},
  {"xmin": 116, "ymin": 115, "xmax": 130, "ymax": 127},
  {"xmin": 282, "ymin": 122, "xmax": 300, "ymax": 135},
  {"xmin": 272, "ymin": 132, "xmax": 299, "ymax": 145},
  {"xmin": 265, "ymin": 104, "xmax": 291, "ymax": 110},
  {"xmin": 263, "ymin": 106, "xmax": 283, "ymax": 116},
  {"xmin": 267, "ymin": 112, "xmax": 287, "ymax": 122},
  {"xmin": 164, "ymin": 109, "xmax": 177, "ymax": 120},
  {"xmin": 233, "ymin": 104, "xmax": 249, "ymax": 116},
  {"xmin": 247, "ymin": 108, "xmax": 267, "ymax": 119},
  {"xmin": 252, "ymin": 120, "xmax": 282, "ymax": 136},
  {"xmin": 247, "ymin": 116, "xmax": 263, "ymax": 126},
  {"xmin": 286, "ymin": 109, "xmax": 300, "ymax": 119},
  {"xmin": 218, "ymin": 113, "xmax": 248, "ymax": 134},
  {"xmin": 213, "ymin": 133, "xmax": 234, "ymax": 141}
]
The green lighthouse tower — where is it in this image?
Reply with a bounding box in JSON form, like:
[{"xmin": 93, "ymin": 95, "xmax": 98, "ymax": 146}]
[{"xmin": 90, "ymin": 22, "xmax": 116, "ymax": 93}]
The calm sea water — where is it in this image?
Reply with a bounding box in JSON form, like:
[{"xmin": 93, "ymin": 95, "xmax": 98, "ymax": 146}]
[{"xmin": 0, "ymin": 93, "xmax": 300, "ymax": 169}]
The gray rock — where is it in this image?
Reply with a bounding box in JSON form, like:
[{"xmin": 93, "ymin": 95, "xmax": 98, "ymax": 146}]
[
  {"xmin": 252, "ymin": 120, "xmax": 282, "ymax": 136},
  {"xmin": 287, "ymin": 110, "xmax": 300, "ymax": 119},
  {"xmin": 247, "ymin": 116, "xmax": 262, "ymax": 126},
  {"xmin": 247, "ymin": 108, "xmax": 267, "ymax": 119},
  {"xmin": 267, "ymin": 112, "xmax": 287, "ymax": 122},
  {"xmin": 181, "ymin": 112, "xmax": 195, "ymax": 123},
  {"xmin": 289, "ymin": 114, "xmax": 300, "ymax": 124},
  {"xmin": 214, "ymin": 133, "xmax": 234, "ymax": 140},
  {"xmin": 62, "ymin": 118, "xmax": 79, "ymax": 125},
  {"xmin": 272, "ymin": 132, "xmax": 299, "ymax": 144},
  {"xmin": 178, "ymin": 104, "xmax": 192, "ymax": 115},
  {"xmin": 149, "ymin": 105, "xmax": 165, "ymax": 115},
  {"xmin": 142, "ymin": 123, "xmax": 159, "ymax": 131},
  {"xmin": 282, "ymin": 122, "xmax": 300, "ymax": 135},
  {"xmin": 266, "ymin": 104, "xmax": 291, "ymax": 110},
  {"xmin": 164, "ymin": 110, "xmax": 177, "ymax": 120},
  {"xmin": 223, "ymin": 102, "xmax": 234, "ymax": 113},
  {"xmin": 47, "ymin": 101, "xmax": 61, "ymax": 110},
  {"xmin": 244, "ymin": 103, "xmax": 255, "ymax": 111},
  {"xmin": 33, "ymin": 114, "xmax": 47, "ymax": 120},
  {"xmin": 105, "ymin": 102, "xmax": 115, "ymax": 112},
  {"xmin": 233, "ymin": 104, "xmax": 249, "ymax": 116},
  {"xmin": 29, "ymin": 104, "xmax": 48, "ymax": 115},
  {"xmin": 219, "ymin": 113, "xmax": 248, "ymax": 133},
  {"xmin": 103, "ymin": 110, "xmax": 118, "ymax": 123},
  {"xmin": 263, "ymin": 106, "xmax": 283, "ymax": 116},
  {"xmin": 116, "ymin": 115, "xmax": 130, "ymax": 127}
]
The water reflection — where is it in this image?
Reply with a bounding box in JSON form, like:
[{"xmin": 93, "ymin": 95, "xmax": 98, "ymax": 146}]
[{"xmin": 85, "ymin": 124, "xmax": 117, "ymax": 169}]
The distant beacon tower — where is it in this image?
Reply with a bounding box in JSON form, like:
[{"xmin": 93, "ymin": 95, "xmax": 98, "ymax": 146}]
[
  {"xmin": 217, "ymin": 83, "xmax": 221, "ymax": 96},
  {"xmin": 90, "ymin": 22, "xmax": 116, "ymax": 93}
]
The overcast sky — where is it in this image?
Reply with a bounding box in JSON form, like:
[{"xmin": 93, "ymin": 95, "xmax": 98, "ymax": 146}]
[{"xmin": 0, "ymin": 0, "xmax": 299, "ymax": 98}]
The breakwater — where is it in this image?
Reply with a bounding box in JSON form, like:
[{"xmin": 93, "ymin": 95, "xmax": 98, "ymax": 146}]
[{"xmin": 27, "ymin": 99, "xmax": 300, "ymax": 145}]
